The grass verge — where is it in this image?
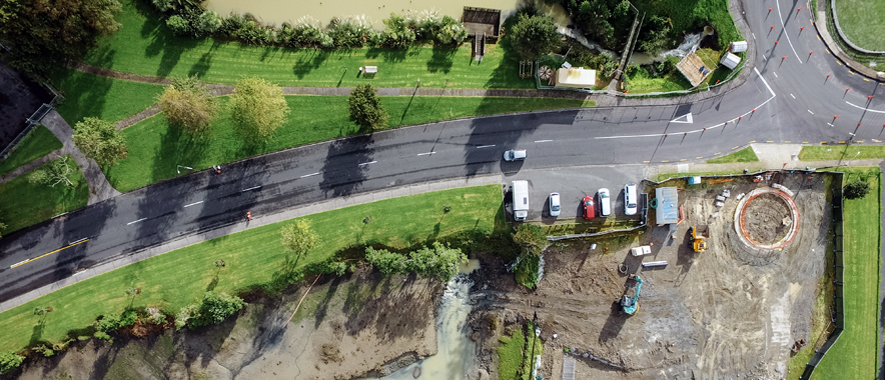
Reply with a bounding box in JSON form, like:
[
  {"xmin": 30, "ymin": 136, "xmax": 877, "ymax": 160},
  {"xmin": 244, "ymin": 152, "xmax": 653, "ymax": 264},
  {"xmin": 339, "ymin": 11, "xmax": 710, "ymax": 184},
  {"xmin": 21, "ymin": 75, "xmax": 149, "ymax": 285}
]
[
  {"xmin": 497, "ymin": 324, "xmax": 526, "ymax": 380},
  {"xmin": 0, "ymin": 155, "xmax": 89, "ymax": 235},
  {"xmin": 0, "ymin": 185, "xmax": 504, "ymax": 352},
  {"xmin": 653, "ymin": 169, "xmax": 755, "ymax": 183},
  {"xmin": 0, "ymin": 126, "xmax": 63, "ymax": 176},
  {"xmin": 706, "ymin": 147, "xmax": 759, "ymax": 164},
  {"xmin": 84, "ymin": 0, "xmax": 530, "ymax": 89},
  {"xmin": 106, "ymin": 95, "xmax": 592, "ymax": 192},
  {"xmin": 798, "ymin": 146, "xmax": 885, "ymax": 161},
  {"xmin": 833, "ymin": 0, "xmax": 885, "ymax": 51},
  {"xmin": 812, "ymin": 167, "xmax": 880, "ymax": 379},
  {"xmin": 51, "ymin": 67, "xmax": 165, "ymax": 124}
]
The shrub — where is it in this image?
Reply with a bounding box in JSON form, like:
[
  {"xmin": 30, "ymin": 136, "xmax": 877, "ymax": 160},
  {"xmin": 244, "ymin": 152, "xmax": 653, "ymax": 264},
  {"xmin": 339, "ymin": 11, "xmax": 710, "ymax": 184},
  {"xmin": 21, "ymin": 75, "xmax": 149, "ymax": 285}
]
[
  {"xmin": 328, "ymin": 16, "xmax": 372, "ymax": 48},
  {"xmin": 196, "ymin": 11, "xmax": 223, "ymax": 34},
  {"xmin": 382, "ymin": 13, "xmax": 416, "ymax": 48},
  {"xmin": 166, "ymin": 15, "xmax": 192, "ymax": 36},
  {"xmin": 94, "ymin": 314, "xmax": 121, "ymax": 333},
  {"xmin": 118, "ymin": 309, "xmax": 138, "ymax": 328},
  {"xmin": 146, "ymin": 307, "xmax": 168, "ymax": 325},
  {"xmin": 0, "ymin": 351, "xmax": 24, "ymax": 375},
  {"xmin": 512, "ymin": 224, "xmax": 547, "ymax": 256},
  {"xmin": 844, "ymin": 181, "xmax": 870, "ymax": 199},
  {"xmin": 189, "ymin": 291, "xmax": 246, "ymax": 328},
  {"xmin": 348, "ymin": 84, "xmax": 389, "ymax": 131},
  {"xmin": 175, "ymin": 303, "xmax": 199, "ymax": 330}
]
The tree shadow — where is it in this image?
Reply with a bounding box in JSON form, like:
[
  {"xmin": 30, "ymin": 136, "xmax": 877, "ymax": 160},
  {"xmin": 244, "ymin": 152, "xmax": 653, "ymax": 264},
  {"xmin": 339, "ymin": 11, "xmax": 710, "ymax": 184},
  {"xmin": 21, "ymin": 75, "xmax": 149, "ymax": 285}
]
[
  {"xmin": 312, "ymin": 275, "xmax": 343, "ymax": 328},
  {"xmin": 426, "ymin": 46, "xmax": 456, "ymax": 74},
  {"xmin": 365, "ymin": 47, "xmax": 415, "ymax": 63},
  {"xmin": 292, "ymin": 49, "xmax": 331, "ymax": 79},
  {"xmin": 318, "ymin": 135, "xmax": 374, "ymax": 198},
  {"xmin": 188, "ymin": 40, "xmax": 224, "ymax": 78}
]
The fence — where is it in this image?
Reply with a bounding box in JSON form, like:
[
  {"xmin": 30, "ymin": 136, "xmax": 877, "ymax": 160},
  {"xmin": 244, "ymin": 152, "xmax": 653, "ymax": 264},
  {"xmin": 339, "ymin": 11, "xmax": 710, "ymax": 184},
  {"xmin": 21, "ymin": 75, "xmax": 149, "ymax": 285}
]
[
  {"xmin": 547, "ymin": 192, "xmax": 648, "ymax": 241},
  {"xmin": 644, "ymin": 170, "xmax": 844, "ymax": 380},
  {"xmin": 0, "ymin": 83, "xmax": 64, "ymax": 161}
]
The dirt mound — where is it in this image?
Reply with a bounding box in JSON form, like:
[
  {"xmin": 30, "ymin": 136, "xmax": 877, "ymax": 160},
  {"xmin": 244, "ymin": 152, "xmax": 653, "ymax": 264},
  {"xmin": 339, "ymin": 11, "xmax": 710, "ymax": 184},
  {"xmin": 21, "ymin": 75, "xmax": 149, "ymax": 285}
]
[{"xmin": 743, "ymin": 193, "xmax": 791, "ymax": 245}]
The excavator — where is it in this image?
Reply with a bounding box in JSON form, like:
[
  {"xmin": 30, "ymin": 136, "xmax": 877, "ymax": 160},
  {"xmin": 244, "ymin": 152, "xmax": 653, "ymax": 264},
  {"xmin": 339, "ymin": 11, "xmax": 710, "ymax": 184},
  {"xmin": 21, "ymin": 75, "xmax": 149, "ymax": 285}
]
[
  {"xmin": 689, "ymin": 225, "xmax": 710, "ymax": 252},
  {"xmin": 621, "ymin": 274, "xmax": 643, "ymax": 315}
]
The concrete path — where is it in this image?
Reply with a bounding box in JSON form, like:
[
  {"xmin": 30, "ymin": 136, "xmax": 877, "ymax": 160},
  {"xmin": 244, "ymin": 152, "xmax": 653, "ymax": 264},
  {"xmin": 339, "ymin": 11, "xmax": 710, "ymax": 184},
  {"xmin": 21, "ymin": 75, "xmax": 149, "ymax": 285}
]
[
  {"xmin": 40, "ymin": 111, "xmax": 122, "ymax": 205},
  {"xmin": 0, "ymin": 174, "xmax": 501, "ymax": 313},
  {"xmin": 0, "ymin": 150, "xmax": 57, "ymax": 185}
]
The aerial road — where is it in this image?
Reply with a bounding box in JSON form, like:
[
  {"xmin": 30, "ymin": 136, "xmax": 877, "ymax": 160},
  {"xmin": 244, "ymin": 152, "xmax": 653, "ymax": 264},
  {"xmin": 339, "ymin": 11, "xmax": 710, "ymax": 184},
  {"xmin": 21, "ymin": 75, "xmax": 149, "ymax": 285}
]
[{"xmin": 0, "ymin": 0, "xmax": 882, "ymax": 304}]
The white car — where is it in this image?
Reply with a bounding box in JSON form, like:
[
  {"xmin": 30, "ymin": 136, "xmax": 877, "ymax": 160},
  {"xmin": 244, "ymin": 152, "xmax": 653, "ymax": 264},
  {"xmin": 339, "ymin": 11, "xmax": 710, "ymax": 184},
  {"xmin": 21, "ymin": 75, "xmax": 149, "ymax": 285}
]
[
  {"xmin": 549, "ymin": 192, "xmax": 561, "ymax": 217},
  {"xmin": 503, "ymin": 149, "xmax": 527, "ymax": 161},
  {"xmin": 597, "ymin": 188, "xmax": 611, "ymax": 216},
  {"xmin": 624, "ymin": 184, "xmax": 638, "ymax": 216}
]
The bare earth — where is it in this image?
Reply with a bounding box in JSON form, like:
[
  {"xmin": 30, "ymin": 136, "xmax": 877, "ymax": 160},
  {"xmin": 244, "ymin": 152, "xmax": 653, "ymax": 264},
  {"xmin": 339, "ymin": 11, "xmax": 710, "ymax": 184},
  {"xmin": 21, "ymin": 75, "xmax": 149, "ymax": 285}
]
[{"xmin": 468, "ymin": 173, "xmax": 830, "ymax": 380}]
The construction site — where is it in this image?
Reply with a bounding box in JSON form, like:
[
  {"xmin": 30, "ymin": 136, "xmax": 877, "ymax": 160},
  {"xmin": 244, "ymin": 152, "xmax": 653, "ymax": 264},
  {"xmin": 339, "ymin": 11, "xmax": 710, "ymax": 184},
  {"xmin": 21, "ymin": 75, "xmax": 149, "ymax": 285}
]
[{"xmin": 468, "ymin": 171, "xmax": 834, "ymax": 379}]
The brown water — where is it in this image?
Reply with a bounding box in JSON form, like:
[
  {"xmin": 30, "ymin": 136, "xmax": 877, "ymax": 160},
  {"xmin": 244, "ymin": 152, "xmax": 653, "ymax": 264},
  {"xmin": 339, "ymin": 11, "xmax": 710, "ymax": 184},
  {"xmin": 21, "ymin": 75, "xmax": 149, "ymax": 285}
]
[{"xmin": 205, "ymin": 0, "xmax": 570, "ymax": 28}]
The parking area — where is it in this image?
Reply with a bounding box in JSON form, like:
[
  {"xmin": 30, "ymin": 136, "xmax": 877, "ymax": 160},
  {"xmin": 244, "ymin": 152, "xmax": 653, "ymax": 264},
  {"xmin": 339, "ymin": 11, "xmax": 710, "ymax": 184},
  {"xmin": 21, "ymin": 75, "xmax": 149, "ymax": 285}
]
[{"xmin": 503, "ymin": 165, "xmax": 645, "ymax": 222}]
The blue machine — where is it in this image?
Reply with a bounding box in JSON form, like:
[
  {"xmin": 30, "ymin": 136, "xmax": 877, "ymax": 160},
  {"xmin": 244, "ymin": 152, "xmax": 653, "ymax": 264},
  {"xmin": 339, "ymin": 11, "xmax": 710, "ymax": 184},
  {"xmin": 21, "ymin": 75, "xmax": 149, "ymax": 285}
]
[{"xmin": 621, "ymin": 275, "xmax": 643, "ymax": 315}]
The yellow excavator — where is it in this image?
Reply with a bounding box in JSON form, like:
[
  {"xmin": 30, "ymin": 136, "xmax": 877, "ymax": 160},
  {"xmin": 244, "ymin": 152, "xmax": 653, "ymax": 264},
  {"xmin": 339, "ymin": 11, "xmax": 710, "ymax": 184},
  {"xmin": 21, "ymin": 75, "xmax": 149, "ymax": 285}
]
[{"xmin": 689, "ymin": 225, "xmax": 710, "ymax": 252}]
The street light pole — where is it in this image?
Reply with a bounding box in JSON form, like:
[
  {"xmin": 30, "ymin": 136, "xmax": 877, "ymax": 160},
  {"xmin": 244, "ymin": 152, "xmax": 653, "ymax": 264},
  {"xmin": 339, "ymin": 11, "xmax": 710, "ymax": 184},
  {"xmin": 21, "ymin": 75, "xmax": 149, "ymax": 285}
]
[{"xmin": 848, "ymin": 151, "xmax": 860, "ymax": 168}]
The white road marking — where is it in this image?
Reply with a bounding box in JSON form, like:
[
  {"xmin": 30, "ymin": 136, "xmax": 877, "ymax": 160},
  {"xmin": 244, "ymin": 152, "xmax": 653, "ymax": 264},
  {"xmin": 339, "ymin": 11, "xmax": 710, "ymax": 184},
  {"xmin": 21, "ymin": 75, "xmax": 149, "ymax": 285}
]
[
  {"xmin": 127, "ymin": 218, "xmax": 147, "ymax": 226},
  {"xmin": 670, "ymin": 113, "xmax": 693, "ymax": 123},
  {"xmin": 773, "ymin": 72, "xmax": 778, "ymax": 78},
  {"xmin": 300, "ymin": 172, "xmax": 322, "ymax": 178},
  {"xmin": 808, "ymin": 110, "xmax": 814, "ymax": 114},
  {"xmin": 476, "ymin": 145, "xmax": 495, "ymax": 149},
  {"xmin": 775, "ymin": 0, "xmax": 802, "ymax": 60},
  {"xmin": 417, "ymin": 152, "xmax": 436, "ymax": 156},
  {"xmin": 241, "ymin": 186, "xmax": 261, "ymax": 192},
  {"xmin": 846, "ymin": 101, "xmax": 885, "ymax": 113},
  {"xmin": 534, "ymin": 140, "xmax": 553, "ymax": 143},
  {"xmin": 827, "ymin": 123, "xmax": 835, "ymax": 127},
  {"xmin": 755, "ymin": 68, "xmax": 776, "ymax": 97},
  {"xmin": 184, "ymin": 200, "xmax": 204, "ymax": 208},
  {"xmin": 358, "ymin": 161, "xmax": 377, "ymax": 166},
  {"xmin": 790, "ymin": 94, "xmax": 796, "ymax": 99},
  {"xmin": 752, "ymin": 32, "xmax": 756, "ymax": 40}
]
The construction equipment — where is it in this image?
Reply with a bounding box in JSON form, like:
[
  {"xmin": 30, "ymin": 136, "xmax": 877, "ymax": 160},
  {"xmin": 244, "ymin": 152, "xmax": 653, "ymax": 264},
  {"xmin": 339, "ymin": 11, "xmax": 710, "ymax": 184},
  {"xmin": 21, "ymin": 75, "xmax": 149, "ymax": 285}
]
[
  {"xmin": 621, "ymin": 274, "xmax": 643, "ymax": 315},
  {"xmin": 689, "ymin": 225, "xmax": 711, "ymax": 252}
]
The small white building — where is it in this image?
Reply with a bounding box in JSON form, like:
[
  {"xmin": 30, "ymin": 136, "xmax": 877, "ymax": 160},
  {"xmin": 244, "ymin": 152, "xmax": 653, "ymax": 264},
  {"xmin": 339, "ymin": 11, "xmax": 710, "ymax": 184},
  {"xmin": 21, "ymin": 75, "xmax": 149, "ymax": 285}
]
[
  {"xmin": 720, "ymin": 52, "xmax": 742, "ymax": 70},
  {"xmin": 555, "ymin": 67, "xmax": 596, "ymax": 88},
  {"xmin": 729, "ymin": 41, "xmax": 748, "ymax": 53}
]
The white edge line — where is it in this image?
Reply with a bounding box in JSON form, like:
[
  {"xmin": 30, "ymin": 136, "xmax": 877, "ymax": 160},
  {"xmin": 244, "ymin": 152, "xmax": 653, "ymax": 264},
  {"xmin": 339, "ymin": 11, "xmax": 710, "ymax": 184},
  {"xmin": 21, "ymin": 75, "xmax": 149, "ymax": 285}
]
[
  {"xmin": 808, "ymin": 110, "xmax": 814, "ymax": 114},
  {"xmin": 241, "ymin": 186, "xmax": 262, "ymax": 192},
  {"xmin": 775, "ymin": 0, "xmax": 802, "ymax": 60},
  {"xmin": 358, "ymin": 160, "xmax": 378, "ymax": 166},
  {"xmin": 184, "ymin": 201, "xmax": 204, "ymax": 208},
  {"xmin": 846, "ymin": 101, "xmax": 885, "ymax": 113},
  {"xmin": 476, "ymin": 145, "xmax": 495, "ymax": 148},
  {"xmin": 300, "ymin": 172, "xmax": 322, "ymax": 178},
  {"xmin": 755, "ymin": 67, "xmax": 776, "ymax": 97},
  {"xmin": 417, "ymin": 152, "xmax": 436, "ymax": 156},
  {"xmin": 127, "ymin": 218, "xmax": 147, "ymax": 226}
]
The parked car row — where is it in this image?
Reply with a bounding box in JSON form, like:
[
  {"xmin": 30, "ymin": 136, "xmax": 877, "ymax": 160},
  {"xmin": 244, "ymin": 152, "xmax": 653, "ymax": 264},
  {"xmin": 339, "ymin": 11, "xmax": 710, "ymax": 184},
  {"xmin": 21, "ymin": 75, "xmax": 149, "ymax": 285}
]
[{"xmin": 549, "ymin": 184, "xmax": 638, "ymax": 219}]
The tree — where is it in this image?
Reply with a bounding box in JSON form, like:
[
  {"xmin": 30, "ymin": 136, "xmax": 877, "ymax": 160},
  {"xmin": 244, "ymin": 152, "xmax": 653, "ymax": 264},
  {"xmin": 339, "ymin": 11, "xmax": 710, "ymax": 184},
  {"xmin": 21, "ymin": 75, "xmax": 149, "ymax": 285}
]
[
  {"xmin": 189, "ymin": 291, "xmax": 246, "ymax": 327},
  {"xmin": 28, "ymin": 156, "xmax": 76, "ymax": 188},
  {"xmin": 157, "ymin": 76, "xmax": 218, "ymax": 133},
  {"xmin": 844, "ymin": 180, "xmax": 870, "ymax": 199},
  {"xmin": 507, "ymin": 14, "xmax": 561, "ymax": 61},
  {"xmin": 0, "ymin": 351, "xmax": 24, "ymax": 375},
  {"xmin": 230, "ymin": 77, "xmax": 290, "ymax": 144},
  {"xmin": 365, "ymin": 247, "xmax": 406, "ymax": 276},
  {"xmin": 72, "ymin": 118, "xmax": 128, "ymax": 166},
  {"xmin": 280, "ymin": 219, "xmax": 319, "ymax": 257},
  {"xmin": 366, "ymin": 242, "xmax": 467, "ymax": 281},
  {"xmin": 348, "ymin": 84, "xmax": 389, "ymax": 131},
  {"xmin": 0, "ymin": 220, "xmax": 6, "ymax": 239},
  {"xmin": 512, "ymin": 224, "xmax": 547, "ymax": 256},
  {"xmin": 0, "ymin": 0, "xmax": 122, "ymax": 79}
]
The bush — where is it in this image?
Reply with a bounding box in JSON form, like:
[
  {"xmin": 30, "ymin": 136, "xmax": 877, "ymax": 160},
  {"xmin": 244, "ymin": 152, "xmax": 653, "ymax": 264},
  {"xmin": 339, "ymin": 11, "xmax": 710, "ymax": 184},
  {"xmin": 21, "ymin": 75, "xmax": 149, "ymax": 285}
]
[
  {"xmin": 348, "ymin": 84, "xmax": 389, "ymax": 131},
  {"xmin": 196, "ymin": 11, "xmax": 223, "ymax": 34},
  {"xmin": 166, "ymin": 15, "xmax": 191, "ymax": 36},
  {"xmin": 512, "ymin": 224, "xmax": 547, "ymax": 256},
  {"xmin": 175, "ymin": 303, "xmax": 199, "ymax": 330},
  {"xmin": 94, "ymin": 314, "xmax": 121, "ymax": 333},
  {"xmin": 118, "ymin": 309, "xmax": 138, "ymax": 328},
  {"xmin": 328, "ymin": 16, "xmax": 373, "ymax": 48},
  {"xmin": 382, "ymin": 13, "xmax": 417, "ymax": 48},
  {"xmin": 146, "ymin": 307, "xmax": 168, "ymax": 325},
  {"xmin": 0, "ymin": 351, "xmax": 24, "ymax": 375},
  {"xmin": 844, "ymin": 181, "xmax": 871, "ymax": 199},
  {"xmin": 189, "ymin": 291, "xmax": 246, "ymax": 328},
  {"xmin": 93, "ymin": 331, "xmax": 111, "ymax": 341}
]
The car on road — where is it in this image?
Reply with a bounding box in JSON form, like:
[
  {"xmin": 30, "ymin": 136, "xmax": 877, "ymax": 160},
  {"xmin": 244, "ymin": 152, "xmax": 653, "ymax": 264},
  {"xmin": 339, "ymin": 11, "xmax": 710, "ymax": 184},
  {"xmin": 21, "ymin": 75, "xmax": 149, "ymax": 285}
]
[
  {"xmin": 549, "ymin": 192, "xmax": 561, "ymax": 217},
  {"xmin": 624, "ymin": 184, "xmax": 638, "ymax": 216},
  {"xmin": 503, "ymin": 149, "xmax": 527, "ymax": 161},
  {"xmin": 597, "ymin": 188, "xmax": 611, "ymax": 216},
  {"xmin": 582, "ymin": 195, "xmax": 596, "ymax": 219}
]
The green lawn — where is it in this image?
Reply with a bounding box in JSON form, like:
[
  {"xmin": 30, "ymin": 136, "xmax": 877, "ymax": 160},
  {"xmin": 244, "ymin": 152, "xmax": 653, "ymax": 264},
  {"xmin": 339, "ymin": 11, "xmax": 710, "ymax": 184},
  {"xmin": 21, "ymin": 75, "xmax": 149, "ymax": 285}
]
[
  {"xmin": 799, "ymin": 146, "xmax": 885, "ymax": 161},
  {"xmin": 51, "ymin": 67, "xmax": 165, "ymax": 124},
  {"xmin": 706, "ymin": 147, "xmax": 759, "ymax": 164},
  {"xmin": 0, "ymin": 185, "xmax": 504, "ymax": 352},
  {"xmin": 497, "ymin": 325, "xmax": 526, "ymax": 380},
  {"xmin": 812, "ymin": 167, "xmax": 880, "ymax": 379},
  {"xmin": 0, "ymin": 155, "xmax": 89, "ymax": 235},
  {"xmin": 83, "ymin": 0, "xmax": 529, "ymax": 89},
  {"xmin": 623, "ymin": 67, "xmax": 691, "ymax": 94},
  {"xmin": 106, "ymin": 95, "xmax": 592, "ymax": 192},
  {"xmin": 0, "ymin": 125, "xmax": 63, "ymax": 176},
  {"xmin": 834, "ymin": 0, "xmax": 885, "ymax": 51}
]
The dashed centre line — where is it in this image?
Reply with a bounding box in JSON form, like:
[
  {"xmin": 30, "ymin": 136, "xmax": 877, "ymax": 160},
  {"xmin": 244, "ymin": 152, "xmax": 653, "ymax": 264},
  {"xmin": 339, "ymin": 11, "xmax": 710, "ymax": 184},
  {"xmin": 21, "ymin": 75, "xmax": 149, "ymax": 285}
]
[
  {"xmin": 790, "ymin": 94, "xmax": 796, "ymax": 99},
  {"xmin": 417, "ymin": 152, "xmax": 436, "ymax": 156},
  {"xmin": 476, "ymin": 145, "xmax": 495, "ymax": 149},
  {"xmin": 534, "ymin": 140, "xmax": 553, "ymax": 143},
  {"xmin": 773, "ymin": 72, "xmax": 779, "ymax": 78},
  {"xmin": 300, "ymin": 172, "xmax": 322, "ymax": 178},
  {"xmin": 241, "ymin": 186, "xmax": 262, "ymax": 192},
  {"xmin": 127, "ymin": 218, "xmax": 147, "ymax": 226},
  {"xmin": 807, "ymin": 110, "xmax": 814, "ymax": 114},
  {"xmin": 184, "ymin": 200, "xmax": 204, "ymax": 208},
  {"xmin": 358, "ymin": 161, "xmax": 378, "ymax": 166}
]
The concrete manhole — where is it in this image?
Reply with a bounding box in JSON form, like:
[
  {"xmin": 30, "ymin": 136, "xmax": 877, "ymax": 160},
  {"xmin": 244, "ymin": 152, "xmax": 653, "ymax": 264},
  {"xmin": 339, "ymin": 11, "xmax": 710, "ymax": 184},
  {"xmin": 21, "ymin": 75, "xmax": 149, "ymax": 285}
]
[{"xmin": 734, "ymin": 188, "xmax": 800, "ymax": 250}]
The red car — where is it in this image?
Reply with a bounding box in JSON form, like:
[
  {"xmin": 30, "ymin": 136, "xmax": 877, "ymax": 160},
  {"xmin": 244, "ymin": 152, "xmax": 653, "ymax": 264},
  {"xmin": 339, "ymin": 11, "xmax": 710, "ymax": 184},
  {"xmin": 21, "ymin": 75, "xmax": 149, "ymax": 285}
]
[{"xmin": 582, "ymin": 196, "xmax": 596, "ymax": 220}]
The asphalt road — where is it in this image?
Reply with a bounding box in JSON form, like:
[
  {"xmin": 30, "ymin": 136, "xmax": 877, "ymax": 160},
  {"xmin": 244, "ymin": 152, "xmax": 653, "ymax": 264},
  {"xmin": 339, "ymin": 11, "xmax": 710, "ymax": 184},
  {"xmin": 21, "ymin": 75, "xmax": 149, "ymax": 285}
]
[{"xmin": 1, "ymin": 0, "xmax": 884, "ymax": 304}]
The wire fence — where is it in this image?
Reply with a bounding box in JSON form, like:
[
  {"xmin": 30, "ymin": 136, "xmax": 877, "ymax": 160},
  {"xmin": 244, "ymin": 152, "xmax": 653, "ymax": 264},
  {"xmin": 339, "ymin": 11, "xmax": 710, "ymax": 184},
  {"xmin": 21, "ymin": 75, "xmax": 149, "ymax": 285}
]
[{"xmin": 0, "ymin": 83, "xmax": 64, "ymax": 161}]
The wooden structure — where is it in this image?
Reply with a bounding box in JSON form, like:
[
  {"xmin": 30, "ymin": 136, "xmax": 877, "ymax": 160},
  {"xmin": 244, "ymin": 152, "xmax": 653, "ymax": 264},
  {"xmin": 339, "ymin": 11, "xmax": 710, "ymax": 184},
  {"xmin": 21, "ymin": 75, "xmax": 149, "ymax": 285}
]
[
  {"xmin": 675, "ymin": 51, "xmax": 712, "ymax": 87},
  {"xmin": 463, "ymin": 7, "xmax": 500, "ymax": 62}
]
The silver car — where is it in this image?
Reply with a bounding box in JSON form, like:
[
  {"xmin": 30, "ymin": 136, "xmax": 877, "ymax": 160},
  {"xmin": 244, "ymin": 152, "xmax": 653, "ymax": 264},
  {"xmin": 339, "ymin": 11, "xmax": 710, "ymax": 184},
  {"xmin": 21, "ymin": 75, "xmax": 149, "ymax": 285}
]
[
  {"xmin": 503, "ymin": 149, "xmax": 527, "ymax": 161},
  {"xmin": 549, "ymin": 192, "xmax": 561, "ymax": 217}
]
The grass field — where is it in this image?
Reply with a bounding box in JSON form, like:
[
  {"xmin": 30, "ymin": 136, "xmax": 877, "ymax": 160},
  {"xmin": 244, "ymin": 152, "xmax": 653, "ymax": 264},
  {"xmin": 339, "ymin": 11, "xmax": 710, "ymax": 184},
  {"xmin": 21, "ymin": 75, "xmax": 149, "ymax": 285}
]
[
  {"xmin": 0, "ymin": 155, "xmax": 89, "ymax": 235},
  {"xmin": 51, "ymin": 68, "xmax": 165, "ymax": 124},
  {"xmin": 0, "ymin": 126, "xmax": 63, "ymax": 176},
  {"xmin": 497, "ymin": 324, "xmax": 526, "ymax": 380},
  {"xmin": 812, "ymin": 167, "xmax": 880, "ymax": 379},
  {"xmin": 83, "ymin": 0, "xmax": 529, "ymax": 89},
  {"xmin": 834, "ymin": 0, "xmax": 885, "ymax": 51},
  {"xmin": 706, "ymin": 147, "xmax": 760, "ymax": 164},
  {"xmin": 105, "ymin": 95, "xmax": 592, "ymax": 192},
  {"xmin": 0, "ymin": 185, "xmax": 504, "ymax": 352},
  {"xmin": 799, "ymin": 145, "xmax": 885, "ymax": 161}
]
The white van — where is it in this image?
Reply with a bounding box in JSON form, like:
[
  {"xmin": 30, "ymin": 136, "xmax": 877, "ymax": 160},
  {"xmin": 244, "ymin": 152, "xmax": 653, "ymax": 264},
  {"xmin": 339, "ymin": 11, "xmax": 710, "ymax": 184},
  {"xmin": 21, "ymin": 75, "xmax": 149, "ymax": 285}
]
[
  {"xmin": 597, "ymin": 188, "xmax": 611, "ymax": 216},
  {"xmin": 624, "ymin": 184, "xmax": 638, "ymax": 216}
]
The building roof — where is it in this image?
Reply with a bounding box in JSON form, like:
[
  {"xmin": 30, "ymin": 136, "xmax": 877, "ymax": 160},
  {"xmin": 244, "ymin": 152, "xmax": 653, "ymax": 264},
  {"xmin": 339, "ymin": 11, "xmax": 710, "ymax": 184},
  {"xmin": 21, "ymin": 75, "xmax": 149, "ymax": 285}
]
[
  {"xmin": 720, "ymin": 52, "xmax": 741, "ymax": 69},
  {"xmin": 655, "ymin": 187, "xmax": 679, "ymax": 225},
  {"xmin": 675, "ymin": 52, "xmax": 712, "ymax": 87},
  {"xmin": 555, "ymin": 67, "xmax": 596, "ymax": 88},
  {"xmin": 730, "ymin": 41, "xmax": 748, "ymax": 53}
]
